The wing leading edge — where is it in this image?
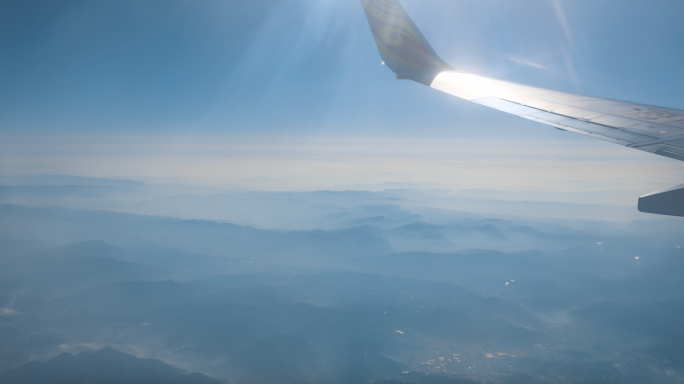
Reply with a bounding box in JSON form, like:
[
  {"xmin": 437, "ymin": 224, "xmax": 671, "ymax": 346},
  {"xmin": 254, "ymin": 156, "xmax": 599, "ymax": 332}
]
[{"xmin": 360, "ymin": 0, "xmax": 684, "ymax": 217}]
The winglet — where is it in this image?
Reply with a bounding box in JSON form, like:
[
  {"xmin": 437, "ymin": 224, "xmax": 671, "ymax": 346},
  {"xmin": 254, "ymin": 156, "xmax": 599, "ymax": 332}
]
[
  {"xmin": 638, "ymin": 182, "xmax": 684, "ymax": 217},
  {"xmin": 360, "ymin": 0, "xmax": 454, "ymax": 85}
]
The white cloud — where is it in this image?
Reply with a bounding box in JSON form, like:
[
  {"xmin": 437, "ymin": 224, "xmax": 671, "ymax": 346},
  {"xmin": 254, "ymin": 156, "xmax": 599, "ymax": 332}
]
[
  {"xmin": 506, "ymin": 57, "xmax": 546, "ymax": 70},
  {"xmin": 2, "ymin": 308, "xmax": 19, "ymax": 316}
]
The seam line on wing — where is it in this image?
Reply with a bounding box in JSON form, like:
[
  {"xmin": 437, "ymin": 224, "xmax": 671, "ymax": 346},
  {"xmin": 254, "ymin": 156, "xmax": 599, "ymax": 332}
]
[
  {"xmin": 499, "ymin": 99, "xmax": 660, "ymax": 144},
  {"xmin": 522, "ymin": 116, "xmax": 632, "ymax": 145},
  {"xmin": 626, "ymin": 134, "xmax": 684, "ymax": 148}
]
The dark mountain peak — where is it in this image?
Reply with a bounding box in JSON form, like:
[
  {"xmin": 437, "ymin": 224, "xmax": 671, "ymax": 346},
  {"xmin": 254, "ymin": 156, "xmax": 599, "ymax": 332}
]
[
  {"xmin": 0, "ymin": 347, "xmax": 221, "ymax": 384},
  {"xmin": 98, "ymin": 346, "xmax": 118, "ymax": 353},
  {"xmin": 177, "ymin": 219, "xmax": 244, "ymax": 230},
  {"xmin": 454, "ymin": 249, "xmax": 506, "ymax": 257},
  {"xmin": 340, "ymin": 216, "xmax": 398, "ymax": 229},
  {"xmin": 50, "ymin": 352, "xmax": 78, "ymax": 363},
  {"xmin": 390, "ymin": 223, "xmax": 442, "ymax": 236},
  {"xmin": 56, "ymin": 240, "xmax": 118, "ymax": 256}
]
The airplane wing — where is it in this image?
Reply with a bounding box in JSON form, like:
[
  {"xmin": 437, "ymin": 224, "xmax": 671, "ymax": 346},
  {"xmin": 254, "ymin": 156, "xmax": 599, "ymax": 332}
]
[{"xmin": 360, "ymin": 0, "xmax": 684, "ymax": 217}]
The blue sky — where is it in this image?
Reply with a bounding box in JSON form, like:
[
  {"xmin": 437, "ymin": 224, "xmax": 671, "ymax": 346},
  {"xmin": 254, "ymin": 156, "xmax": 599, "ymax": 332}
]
[{"xmin": 1, "ymin": 0, "xmax": 683, "ymax": 191}]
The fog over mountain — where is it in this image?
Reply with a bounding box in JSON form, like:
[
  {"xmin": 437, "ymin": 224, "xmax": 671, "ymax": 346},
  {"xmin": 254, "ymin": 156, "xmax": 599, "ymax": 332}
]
[{"xmin": 1, "ymin": 176, "xmax": 683, "ymax": 383}]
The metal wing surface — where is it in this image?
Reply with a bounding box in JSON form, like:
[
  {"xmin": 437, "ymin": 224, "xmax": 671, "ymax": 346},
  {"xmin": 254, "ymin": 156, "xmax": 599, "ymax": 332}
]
[
  {"xmin": 360, "ymin": 0, "xmax": 684, "ymax": 217},
  {"xmin": 431, "ymin": 72, "xmax": 684, "ymax": 162}
]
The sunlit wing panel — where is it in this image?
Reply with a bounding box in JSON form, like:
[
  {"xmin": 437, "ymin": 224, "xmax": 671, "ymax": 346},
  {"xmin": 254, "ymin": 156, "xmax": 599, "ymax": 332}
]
[
  {"xmin": 360, "ymin": 0, "xmax": 684, "ymax": 217},
  {"xmin": 430, "ymin": 72, "xmax": 684, "ymax": 161}
]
